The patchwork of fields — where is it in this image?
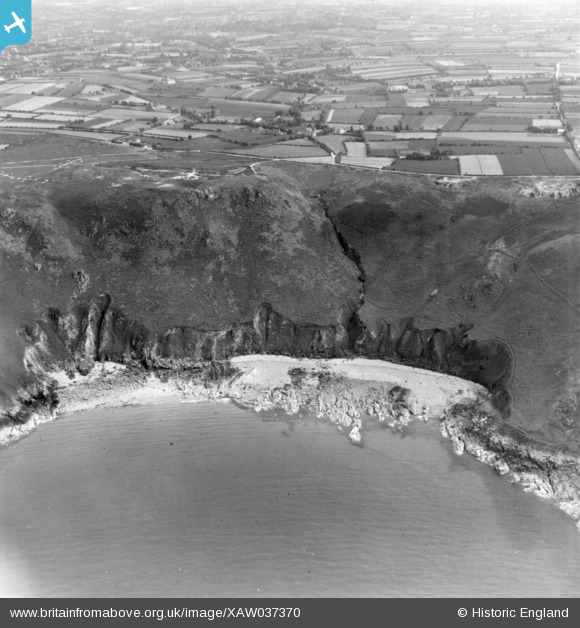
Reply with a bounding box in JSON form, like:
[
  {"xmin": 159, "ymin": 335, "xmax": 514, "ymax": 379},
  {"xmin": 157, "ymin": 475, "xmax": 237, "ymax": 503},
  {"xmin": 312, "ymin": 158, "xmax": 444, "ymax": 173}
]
[{"xmin": 0, "ymin": 2, "xmax": 578, "ymax": 178}]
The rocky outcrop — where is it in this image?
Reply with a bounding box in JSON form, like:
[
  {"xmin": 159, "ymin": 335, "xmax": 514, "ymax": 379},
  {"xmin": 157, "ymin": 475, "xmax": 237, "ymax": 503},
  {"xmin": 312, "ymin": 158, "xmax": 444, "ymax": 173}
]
[
  {"xmin": 518, "ymin": 179, "xmax": 580, "ymax": 199},
  {"xmin": 441, "ymin": 402, "xmax": 580, "ymax": 531}
]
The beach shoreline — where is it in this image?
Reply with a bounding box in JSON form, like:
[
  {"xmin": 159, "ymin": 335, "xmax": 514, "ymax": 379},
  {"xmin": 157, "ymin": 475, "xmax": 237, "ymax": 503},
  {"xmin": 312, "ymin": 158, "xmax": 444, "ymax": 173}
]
[
  {"xmin": 1, "ymin": 355, "xmax": 579, "ymax": 531},
  {"xmin": 0, "ymin": 355, "xmax": 488, "ymax": 447}
]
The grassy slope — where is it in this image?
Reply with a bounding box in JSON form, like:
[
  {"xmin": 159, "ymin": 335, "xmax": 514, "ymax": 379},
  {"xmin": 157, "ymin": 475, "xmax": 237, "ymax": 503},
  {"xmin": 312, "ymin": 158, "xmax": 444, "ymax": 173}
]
[{"xmin": 266, "ymin": 163, "xmax": 580, "ymax": 451}]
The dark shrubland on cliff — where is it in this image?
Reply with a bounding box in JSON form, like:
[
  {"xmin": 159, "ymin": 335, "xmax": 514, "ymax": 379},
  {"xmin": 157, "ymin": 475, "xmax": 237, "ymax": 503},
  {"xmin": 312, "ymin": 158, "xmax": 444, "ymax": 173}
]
[{"xmin": 1, "ymin": 163, "xmax": 579, "ymax": 454}]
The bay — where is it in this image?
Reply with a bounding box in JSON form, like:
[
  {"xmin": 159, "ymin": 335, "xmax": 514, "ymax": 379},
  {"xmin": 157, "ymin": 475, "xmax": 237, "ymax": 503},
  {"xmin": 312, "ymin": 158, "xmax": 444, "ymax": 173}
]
[{"xmin": 0, "ymin": 401, "xmax": 579, "ymax": 598}]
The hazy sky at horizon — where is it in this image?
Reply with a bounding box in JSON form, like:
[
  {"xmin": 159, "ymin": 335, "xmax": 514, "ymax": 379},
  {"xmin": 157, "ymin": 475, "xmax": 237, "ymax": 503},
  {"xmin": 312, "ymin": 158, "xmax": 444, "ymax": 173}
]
[{"xmin": 30, "ymin": 0, "xmax": 569, "ymax": 6}]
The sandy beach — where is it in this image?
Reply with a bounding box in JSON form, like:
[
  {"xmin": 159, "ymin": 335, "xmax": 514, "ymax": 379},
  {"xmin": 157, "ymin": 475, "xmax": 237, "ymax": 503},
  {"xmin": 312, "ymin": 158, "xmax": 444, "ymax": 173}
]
[{"xmin": 0, "ymin": 355, "xmax": 489, "ymax": 448}]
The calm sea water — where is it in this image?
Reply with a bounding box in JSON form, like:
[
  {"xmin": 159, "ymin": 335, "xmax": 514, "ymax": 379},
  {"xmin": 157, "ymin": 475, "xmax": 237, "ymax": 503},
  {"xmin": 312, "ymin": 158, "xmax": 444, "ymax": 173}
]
[{"xmin": 1, "ymin": 400, "xmax": 579, "ymax": 598}]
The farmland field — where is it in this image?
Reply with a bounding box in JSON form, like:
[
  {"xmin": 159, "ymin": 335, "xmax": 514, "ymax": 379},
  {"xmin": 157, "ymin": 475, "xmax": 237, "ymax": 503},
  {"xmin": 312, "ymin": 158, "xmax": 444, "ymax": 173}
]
[
  {"xmin": 420, "ymin": 115, "xmax": 452, "ymax": 130},
  {"xmin": 98, "ymin": 108, "xmax": 175, "ymax": 121},
  {"xmin": 266, "ymin": 91, "xmax": 306, "ymax": 104},
  {"xmin": 525, "ymin": 82, "xmax": 554, "ymax": 95},
  {"xmin": 340, "ymin": 156, "xmax": 393, "ymax": 168},
  {"xmin": 441, "ymin": 116, "xmax": 468, "ymax": 132},
  {"xmin": 541, "ymin": 148, "xmax": 580, "ymax": 175},
  {"xmin": 312, "ymin": 95, "xmax": 348, "ymax": 104},
  {"xmin": 0, "ymin": 120, "xmax": 63, "ymax": 129},
  {"xmin": 497, "ymin": 149, "xmax": 552, "ymax": 176},
  {"xmin": 438, "ymin": 144, "xmax": 522, "ymax": 155},
  {"xmin": 2, "ymin": 82, "xmax": 56, "ymax": 95},
  {"xmin": 439, "ymin": 132, "xmax": 567, "ymax": 145},
  {"xmin": 328, "ymin": 109, "xmax": 363, "ymax": 124},
  {"xmin": 345, "ymin": 142, "xmax": 367, "ymax": 157},
  {"xmin": 199, "ymin": 87, "xmax": 238, "ymax": 99},
  {"xmin": 372, "ymin": 114, "xmax": 403, "ymax": 129},
  {"xmin": 457, "ymin": 155, "xmax": 504, "ymax": 175},
  {"xmin": 156, "ymin": 97, "xmax": 291, "ymax": 118},
  {"xmin": 359, "ymin": 108, "xmax": 380, "ymax": 126},
  {"xmin": 0, "ymin": 94, "xmax": 32, "ymax": 108},
  {"xmin": 49, "ymin": 130, "xmax": 126, "ymax": 142},
  {"xmin": 212, "ymin": 130, "xmax": 281, "ymax": 146},
  {"xmin": 7, "ymin": 97, "xmax": 65, "ymax": 112},
  {"xmin": 143, "ymin": 129, "xmax": 208, "ymax": 140},
  {"xmin": 367, "ymin": 145, "xmax": 394, "ymax": 157},
  {"xmin": 316, "ymin": 135, "xmax": 347, "ymax": 154},
  {"xmin": 462, "ymin": 118, "xmax": 530, "ymax": 132},
  {"xmin": 391, "ymin": 159, "xmax": 460, "ymax": 174},
  {"xmin": 281, "ymin": 155, "xmax": 334, "ymax": 164}
]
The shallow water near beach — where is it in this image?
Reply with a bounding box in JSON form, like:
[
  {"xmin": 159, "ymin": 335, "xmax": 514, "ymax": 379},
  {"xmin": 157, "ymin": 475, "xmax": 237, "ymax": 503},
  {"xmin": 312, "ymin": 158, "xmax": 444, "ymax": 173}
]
[{"xmin": 1, "ymin": 401, "xmax": 579, "ymax": 598}]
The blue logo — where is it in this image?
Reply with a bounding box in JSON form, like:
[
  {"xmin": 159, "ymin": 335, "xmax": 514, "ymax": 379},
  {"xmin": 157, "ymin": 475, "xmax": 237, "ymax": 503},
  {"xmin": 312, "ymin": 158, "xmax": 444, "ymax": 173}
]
[{"xmin": 0, "ymin": 0, "xmax": 31, "ymax": 55}]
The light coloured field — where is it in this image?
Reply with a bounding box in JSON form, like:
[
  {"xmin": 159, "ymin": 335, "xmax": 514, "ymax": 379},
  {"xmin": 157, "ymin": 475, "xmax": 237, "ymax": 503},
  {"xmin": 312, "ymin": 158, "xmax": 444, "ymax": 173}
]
[
  {"xmin": 406, "ymin": 97, "xmax": 431, "ymax": 108},
  {"xmin": 282, "ymin": 156, "xmax": 334, "ymax": 164},
  {"xmin": 421, "ymin": 115, "xmax": 452, "ymax": 130},
  {"xmin": 7, "ymin": 97, "xmax": 65, "ymax": 112},
  {"xmin": 341, "ymin": 156, "xmax": 393, "ymax": 168},
  {"xmin": 87, "ymin": 120, "xmax": 123, "ymax": 129},
  {"xmin": 345, "ymin": 142, "xmax": 367, "ymax": 157},
  {"xmin": 35, "ymin": 114, "xmax": 86, "ymax": 122},
  {"xmin": 457, "ymin": 155, "xmax": 504, "ymax": 175},
  {"xmin": 398, "ymin": 131, "xmax": 438, "ymax": 140},
  {"xmin": 325, "ymin": 123, "xmax": 366, "ymax": 132},
  {"xmin": 531, "ymin": 119, "xmax": 563, "ymax": 129},
  {"xmin": 435, "ymin": 59, "xmax": 465, "ymax": 67},
  {"xmin": 4, "ymin": 83, "xmax": 56, "ymax": 95}
]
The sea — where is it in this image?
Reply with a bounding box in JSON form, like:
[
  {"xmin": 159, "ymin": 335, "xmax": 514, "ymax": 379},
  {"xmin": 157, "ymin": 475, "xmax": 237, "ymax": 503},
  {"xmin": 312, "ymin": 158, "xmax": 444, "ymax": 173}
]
[{"xmin": 1, "ymin": 400, "xmax": 579, "ymax": 598}]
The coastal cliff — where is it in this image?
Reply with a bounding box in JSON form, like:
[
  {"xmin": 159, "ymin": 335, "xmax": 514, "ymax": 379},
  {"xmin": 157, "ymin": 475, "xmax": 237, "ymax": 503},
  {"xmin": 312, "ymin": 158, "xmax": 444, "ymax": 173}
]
[
  {"xmin": 16, "ymin": 297, "xmax": 512, "ymax": 415},
  {"xmin": 1, "ymin": 164, "xmax": 579, "ymax": 528}
]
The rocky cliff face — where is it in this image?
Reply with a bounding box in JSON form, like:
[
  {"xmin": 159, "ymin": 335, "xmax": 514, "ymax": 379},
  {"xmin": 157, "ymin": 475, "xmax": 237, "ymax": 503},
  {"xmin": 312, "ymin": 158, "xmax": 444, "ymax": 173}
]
[
  {"xmin": 19, "ymin": 296, "xmax": 512, "ymax": 420},
  {"xmin": 1, "ymin": 164, "xmax": 578, "ymax": 459}
]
